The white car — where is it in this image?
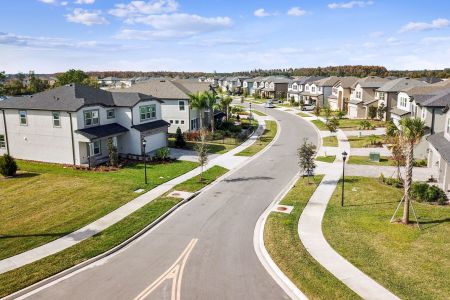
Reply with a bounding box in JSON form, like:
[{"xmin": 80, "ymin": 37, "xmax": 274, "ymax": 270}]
[
  {"xmin": 302, "ymin": 104, "xmax": 316, "ymax": 111},
  {"xmin": 265, "ymin": 101, "xmax": 275, "ymax": 108}
]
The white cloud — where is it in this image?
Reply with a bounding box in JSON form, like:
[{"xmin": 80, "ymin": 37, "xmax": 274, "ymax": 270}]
[
  {"xmin": 328, "ymin": 1, "xmax": 374, "ymax": 9},
  {"xmin": 115, "ymin": 13, "xmax": 231, "ymax": 39},
  {"xmin": 287, "ymin": 7, "xmax": 306, "ymax": 17},
  {"xmin": 109, "ymin": 0, "xmax": 178, "ymax": 18},
  {"xmin": 66, "ymin": 9, "xmax": 108, "ymax": 25},
  {"xmin": 421, "ymin": 36, "xmax": 450, "ymax": 44},
  {"xmin": 399, "ymin": 18, "xmax": 450, "ymax": 33},
  {"xmin": 386, "ymin": 37, "xmax": 398, "ymax": 43},
  {"xmin": 75, "ymin": 0, "xmax": 95, "ymax": 4},
  {"xmin": 38, "ymin": 0, "xmax": 56, "ymax": 3},
  {"xmin": 61, "ymin": 1, "xmax": 68, "ymax": 5},
  {"xmin": 370, "ymin": 31, "xmax": 384, "ymax": 38},
  {"xmin": 38, "ymin": 0, "xmax": 67, "ymax": 5},
  {"xmin": 254, "ymin": 8, "xmax": 275, "ymax": 17}
]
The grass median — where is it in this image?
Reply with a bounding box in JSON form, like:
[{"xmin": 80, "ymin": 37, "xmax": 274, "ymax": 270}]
[
  {"xmin": 311, "ymin": 119, "xmax": 328, "ymax": 131},
  {"xmin": 252, "ymin": 110, "xmax": 267, "ymax": 116},
  {"xmin": 323, "ymin": 136, "xmax": 338, "ymax": 147},
  {"xmin": 0, "ymin": 165, "xmax": 228, "ymax": 298},
  {"xmin": 316, "ymin": 156, "xmax": 336, "ymax": 163},
  {"xmin": 264, "ymin": 175, "xmax": 359, "ymax": 299},
  {"xmin": 0, "ymin": 160, "xmax": 198, "ymax": 260},
  {"xmin": 324, "ymin": 177, "xmax": 450, "ymax": 300},
  {"xmin": 235, "ymin": 120, "xmax": 277, "ymax": 156}
]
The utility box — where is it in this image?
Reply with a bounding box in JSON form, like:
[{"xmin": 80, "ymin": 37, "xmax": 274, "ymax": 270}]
[{"xmin": 369, "ymin": 152, "xmax": 380, "ymax": 162}]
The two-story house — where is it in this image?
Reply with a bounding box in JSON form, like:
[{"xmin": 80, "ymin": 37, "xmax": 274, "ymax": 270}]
[
  {"xmin": 114, "ymin": 79, "xmax": 214, "ymax": 134},
  {"xmin": 260, "ymin": 76, "xmax": 291, "ymax": 99},
  {"xmin": 347, "ymin": 76, "xmax": 390, "ymax": 119},
  {"xmin": 287, "ymin": 77, "xmax": 308, "ymax": 102},
  {"xmin": 242, "ymin": 77, "xmax": 260, "ymax": 96},
  {"xmin": 327, "ymin": 77, "xmax": 359, "ymax": 111},
  {"xmin": 314, "ymin": 76, "xmax": 340, "ymax": 107},
  {"xmin": 299, "ymin": 76, "xmax": 327, "ymax": 106},
  {"xmin": 375, "ymin": 78, "xmax": 428, "ymax": 121},
  {"xmin": 0, "ymin": 83, "xmax": 169, "ymax": 166}
]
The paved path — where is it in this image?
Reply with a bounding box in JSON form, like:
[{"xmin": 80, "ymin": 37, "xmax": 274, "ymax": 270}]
[
  {"xmin": 0, "ymin": 116, "xmax": 268, "ymax": 275},
  {"xmin": 18, "ymin": 104, "xmax": 318, "ymax": 299},
  {"xmin": 298, "ymin": 126, "xmax": 400, "ymax": 299}
]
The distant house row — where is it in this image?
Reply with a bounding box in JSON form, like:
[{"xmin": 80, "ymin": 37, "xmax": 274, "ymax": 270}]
[{"xmin": 0, "ymin": 79, "xmax": 214, "ymax": 166}]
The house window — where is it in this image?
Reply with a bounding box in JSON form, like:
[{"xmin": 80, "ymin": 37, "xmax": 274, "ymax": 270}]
[
  {"xmin": 421, "ymin": 109, "xmax": 426, "ymax": 120},
  {"xmin": 400, "ymin": 97, "xmax": 408, "ymax": 108},
  {"xmin": 139, "ymin": 104, "xmax": 156, "ymax": 121},
  {"xmin": 90, "ymin": 140, "xmax": 101, "ymax": 156},
  {"xmin": 52, "ymin": 112, "xmax": 61, "ymax": 127},
  {"xmin": 170, "ymin": 120, "xmax": 174, "ymax": 124},
  {"xmin": 179, "ymin": 101, "xmax": 185, "ymax": 111},
  {"xmin": 311, "ymin": 87, "xmax": 316, "ymax": 93},
  {"xmin": 181, "ymin": 120, "xmax": 185, "ymax": 124},
  {"xmin": 0, "ymin": 135, "xmax": 5, "ymax": 149},
  {"xmin": 107, "ymin": 109, "xmax": 115, "ymax": 119},
  {"xmin": 175, "ymin": 120, "xmax": 179, "ymax": 124},
  {"xmin": 378, "ymin": 92, "xmax": 385, "ymax": 100},
  {"xmin": 356, "ymin": 91, "xmax": 362, "ymax": 99},
  {"xmin": 19, "ymin": 110, "xmax": 27, "ymax": 125},
  {"xmin": 84, "ymin": 110, "xmax": 99, "ymax": 126}
]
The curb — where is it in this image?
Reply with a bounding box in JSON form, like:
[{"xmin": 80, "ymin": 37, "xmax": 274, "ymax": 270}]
[{"xmin": 253, "ymin": 173, "xmax": 308, "ymax": 300}]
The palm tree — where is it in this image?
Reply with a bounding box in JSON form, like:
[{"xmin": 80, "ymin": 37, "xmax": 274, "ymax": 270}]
[
  {"xmin": 189, "ymin": 92, "xmax": 208, "ymax": 129},
  {"xmin": 399, "ymin": 118, "xmax": 425, "ymax": 224},
  {"xmin": 219, "ymin": 95, "xmax": 233, "ymax": 121},
  {"xmin": 204, "ymin": 91, "xmax": 219, "ymax": 133}
]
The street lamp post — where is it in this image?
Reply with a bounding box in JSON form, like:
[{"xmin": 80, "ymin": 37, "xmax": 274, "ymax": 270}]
[
  {"xmin": 142, "ymin": 138, "xmax": 147, "ymax": 185},
  {"xmin": 341, "ymin": 151, "xmax": 348, "ymax": 207}
]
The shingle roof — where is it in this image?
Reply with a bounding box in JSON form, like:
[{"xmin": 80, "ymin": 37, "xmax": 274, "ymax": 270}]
[
  {"xmin": 377, "ymin": 77, "xmax": 428, "ymax": 92},
  {"xmin": 335, "ymin": 77, "xmax": 359, "ymax": 89},
  {"xmin": 419, "ymin": 88, "xmax": 450, "ymax": 107},
  {"xmin": 75, "ymin": 123, "xmax": 129, "ymax": 140},
  {"xmin": 404, "ymin": 80, "xmax": 450, "ymax": 97},
  {"xmin": 113, "ymin": 79, "xmax": 212, "ymax": 100},
  {"xmin": 427, "ymin": 132, "xmax": 450, "ymax": 163},
  {"xmin": 0, "ymin": 84, "xmax": 160, "ymax": 111},
  {"xmin": 352, "ymin": 76, "xmax": 390, "ymax": 89},
  {"xmin": 390, "ymin": 107, "xmax": 410, "ymax": 116},
  {"xmin": 131, "ymin": 120, "xmax": 170, "ymax": 132},
  {"xmin": 314, "ymin": 76, "xmax": 340, "ymax": 87}
]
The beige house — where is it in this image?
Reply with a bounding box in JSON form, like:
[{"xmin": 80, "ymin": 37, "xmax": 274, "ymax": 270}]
[
  {"xmin": 347, "ymin": 76, "xmax": 389, "ymax": 119},
  {"xmin": 327, "ymin": 77, "xmax": 358, "ymax": 111}
]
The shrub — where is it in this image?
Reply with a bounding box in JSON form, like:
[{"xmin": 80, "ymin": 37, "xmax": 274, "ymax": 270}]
[
  {"xmin": 410, "ymin": 182, "xmax": 447, "ymax": 205},
  {"xmin": 154, "ymin": 147, "xmax": 171, "ymax": 161},
  {"xmin": 175, "ymin": 127, "xmax": 186, "ymax": 148},
  {"xmin": 336, "ymin": 110, "xmax": 345, "ymax": 119},
  {"xmin": 184, "ymin": 131, "xmax": 201, "ymax": 141},
  {"xmin": 413, "ymin": 159, "xmax": 427, "ymax": 167},
  {"xmin": 410, "ymin": 182, "xmax": 429, "ymax": 201},
  {"xmin": 359, "ymin": 120, "xmax": 375, "ymax": 130},
  {"xmin": 384, "ymin": 177, "xmax": 403, "ymax": 188},
  {"xmin": 368, "ymin": 106, "xmax": 377, "ymax": 119},
  {"xmin": 379, "ymin": 173, "xmax": 386, "ymax": 183},
  {"xmin": 0, "ymin": 154, "xmax": 18, "ymax": 177}
]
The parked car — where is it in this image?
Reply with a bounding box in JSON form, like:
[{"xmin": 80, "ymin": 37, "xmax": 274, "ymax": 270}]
[
  {"xmin": 302, "ymin": 104, "xmax": 316, "ymax": 111},
  {"xmin": 265, "ymin": 100, "xmax": 275, "ymax": 108},
  {"xmin": 269, "ymin": 99, "xmax": 282, "ymax": 104}
]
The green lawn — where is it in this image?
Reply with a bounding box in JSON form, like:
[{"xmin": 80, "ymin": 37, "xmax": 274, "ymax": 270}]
[
  {"xmin": 348, "ymin": 156, "xmax": 428, "ymax": 167},
  {"xmin": 347, "ymin": 135, "xmax": 386, "ymax": 148},
  {"xmin": 235, "ymin": 120, "xmax": 277, "ymax": 156},
  {"xmin": 338, "ymin": 119, "xmax": 385, "ymax": 131},
  {"xmin": 264, "ymin": 176, "xmax": 359, "ymax": 299},
  {"xmin": 0, "ymin": 166, "xmax": 228, "ymax": 298},
  {"xmin": 323, "ymin": 136, "xmax": 339, "ymax": 147},
  {"xmin": 297, "ymin": 112, "xmax": 310, "ymax": 117},
  {"xmin": 0, "ymin": 160, "xmax": 198, "ymax": 260},
  {"xmin": 324, "ymin": 177, "xmax": 450, "ymax": 300},
  {"xmin": 316, "ymin": 156, "xmax": 336, "ymax": 163},
  {"xmin": 252, "ymin": 110, "xmax": 267, "ymax": 116},
  {"xmin": 168, "ymin": 139, "xmax": 236, "ymax": 154},
  {"xmin": 311, "ymin": 119, "xmax": 328, "ymax": 131},
  {"xmin": 348, "ymin": 156, "xmax": 394, "ymax": 166}
]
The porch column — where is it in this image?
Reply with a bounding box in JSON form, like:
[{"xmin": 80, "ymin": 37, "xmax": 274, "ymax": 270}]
[{"xmin": 443, "ymin": 162, "xmax": 450, "ymax": 192}]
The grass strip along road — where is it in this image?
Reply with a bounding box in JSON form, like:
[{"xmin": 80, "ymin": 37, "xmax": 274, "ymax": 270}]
[
  {"xmin": 0, "ymin": 166, "xmax": 228, "ymax": 298},
  {"xmin": 0, "ymin": 160, "xmax": 198, "ymax": 260},
  {"xmin": 235, "ymin": 120, "xmax": 277, "ymax": 156},
  {"xmin": 264, "ymin": 176, "xmax": 359, "ymax": 299}
]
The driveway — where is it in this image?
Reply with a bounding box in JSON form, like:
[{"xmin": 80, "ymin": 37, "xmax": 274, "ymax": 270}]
[{"xmin": 24, "ymin": 105, "xmax": 318, "ymax": 300}]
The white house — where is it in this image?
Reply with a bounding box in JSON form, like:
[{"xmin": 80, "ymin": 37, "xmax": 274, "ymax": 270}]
[
  {"xmin": 0, "ymin": 84, "xmax": 169, "ymax": 166},
  {"xmin": 113, "ymin": 79, "xmax": 214, "ymax": 134}
]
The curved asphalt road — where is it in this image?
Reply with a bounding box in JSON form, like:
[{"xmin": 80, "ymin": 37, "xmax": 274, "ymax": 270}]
[{"xmin": 25, "ymin": 106, "xmax": 318, "ymax": 300}]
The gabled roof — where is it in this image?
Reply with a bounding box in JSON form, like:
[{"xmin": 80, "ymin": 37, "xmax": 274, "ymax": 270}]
[
  {"xmin": 404, "ymin": 80, "xmax": 450, "ymax": 97},
  {"xmin": 377, "ymin": 77, "xmax": 428, "ymax": 93},
  {"xmin": 75, "ymin": 123, "xmax": 129, "ymax": 140},
  {"xmin": 335, "ymin": 77, "xmax": 359, "ymax": 89},
  {"xmin": 352, "ymin": 76, "xmax": 390, "ymax": 89},
  {"xmin": 427, "ymin": 132, "xmax": 450, "ymax": 163},
  {"xmin": 113, "ymin": 79, "xmax": 212, "ymax": 100},
  {"xmin": 314, "ymin": 76, "xmax": 340, "ymax": 87},
  {"xmin": 418, "ymin": 88, "xmax": 450, "ymax": 107}
]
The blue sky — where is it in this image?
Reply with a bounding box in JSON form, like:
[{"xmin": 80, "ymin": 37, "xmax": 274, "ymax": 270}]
[{"xmin": 1, "ymin": 0, "xmax": 450, "ymax": 73}]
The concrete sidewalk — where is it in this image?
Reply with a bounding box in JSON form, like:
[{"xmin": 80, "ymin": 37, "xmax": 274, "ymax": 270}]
[
  {"xmin": 0, "ymin": 115, "xmax": 270, "ymax": 275},
  {"xmin": 297, "ymin": 127, "xmax": 400, "ymax": 300}
]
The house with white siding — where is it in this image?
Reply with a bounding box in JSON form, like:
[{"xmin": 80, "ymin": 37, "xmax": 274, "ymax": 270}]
[
  {"xmin": 113, "ymin": 79, "xmax": 214, "ymax": 133},
  {"xmin": 0, "ymin": 84, "xmax": 169, "ymax": 166}
]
